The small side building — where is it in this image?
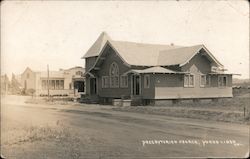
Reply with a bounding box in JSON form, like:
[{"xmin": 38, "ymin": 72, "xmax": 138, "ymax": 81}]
[{"xmin": 21, "ymin": 66, "xmax": 85, "ymax": 97}]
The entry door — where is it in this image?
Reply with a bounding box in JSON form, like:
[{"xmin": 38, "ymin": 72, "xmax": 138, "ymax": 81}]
[
  {"xmin": 132, "ymin": 75, "xmax": 141, "ymax": 95},
  {"xmin": 90, "ymin": 78, "xmax": 97, "ymax": 95},
  {"xmin": 74, "ymin": 81, "xmax": 85, "ymax": 92}
]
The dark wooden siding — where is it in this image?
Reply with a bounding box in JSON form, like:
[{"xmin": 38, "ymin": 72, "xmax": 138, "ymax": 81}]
[
  {"xmin": 85, "ymin": 57, "xmax": 97, "ymax": 95},
  {"xmin": 97, "ymin": 47, "xmax": 131, "ymax": 98},
  {"xmin": 210, "ymin": 74, "xmax": 232, "ymax": 87},
  {"xmin": 181, "ymin": 53, "xmax": 211, "ymax": 74},
  {"xmin": 141, "ymin": 74, "xmax": 155, "ymax": 99},
  {"xmin": 155, "ymin": 87, "xmax": 232, "ymax": 99},
  {"xmin": 85, "ymin": 77, "xmax": 90, "ymax": 95},
  {"xmin": 85, "ymin": 57, "xmax": 97, "ymax": 71},
  {"xmin": 85, "ymin": 45, "xmax": 233, "ymax": 99},
  {"xmin": 154, "ymin": 53, "xmax": 232, "ymax": 99},
  {"xmin": 210, "ymin": 75, "xmax": 218, "ymax": 87},
  {"xmin": 154, "ymin": 74, "xmax": 183, "ymax": 87}
]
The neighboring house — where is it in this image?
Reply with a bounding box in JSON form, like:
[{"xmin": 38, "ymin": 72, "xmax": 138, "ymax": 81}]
[
  {"xmin": 10, "ymin": 73, "xmax": 22, "ymax": 94},
  {"xmin": 1, "ymin": 74, "xmax": 10, "ymax": 95},
  {"xmin": 21, "ymin": 66, "xmax": 85, "ymax": 97},
  {"xmin": 82, "ymin": 32, "xmax": 236, "ymax": 104}
]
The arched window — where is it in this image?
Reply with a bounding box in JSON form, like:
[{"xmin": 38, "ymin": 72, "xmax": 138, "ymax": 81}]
[{"xmin": 109, "ymin": 62, "xmax": 119, "ymax": 88}]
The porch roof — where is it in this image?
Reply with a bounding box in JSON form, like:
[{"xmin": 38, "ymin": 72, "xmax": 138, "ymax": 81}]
[
  {"xmin": 208, "ymin": 72, "xmax": 241, "ymax": 76},
  {"xmin": 124, "ymin": 66, "xmax": 187, "ymax": 75}
]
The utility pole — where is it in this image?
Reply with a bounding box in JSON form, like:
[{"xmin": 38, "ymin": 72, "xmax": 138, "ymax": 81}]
[{"xmin": 47, "ymin": 64, "xmax": 50, "ymax": 99}]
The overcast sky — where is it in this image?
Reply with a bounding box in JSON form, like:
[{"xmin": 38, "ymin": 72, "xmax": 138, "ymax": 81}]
[{"xmin": 1, "ymin": 0, "xmax": 249, "ymax": 78}]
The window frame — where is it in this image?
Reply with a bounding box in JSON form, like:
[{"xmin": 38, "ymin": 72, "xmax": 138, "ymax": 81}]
[
  {"xmin": 184, "ymin": 74, "xmax": 189, "ymax": 87},
  {"xmin": 144, "ymin": 75, "xmax": 150, "ymax": 89},
  {"xmin": 189, "ymin": 74, "xmax": 195, "ymax": 87},
  {"xmin": 206, "ymin": 75, "xmax": 211, "ymax": 87},
  {"xmin": 218, "ymin": 75, "xmax": 227, "ymax": 88},
  {"xmin": 184, "ymin": 74, "xmax": 195, "ymax": 88},
  {"xmin": 102, "ymin": 76, "xmax": 109, "ymax": 88},
  {"xmin": 120, "ymin": 75, "xmax": 128, "ymax": 88},
  {"xmin": 59, "ymin": 80, "xmax": 64, "ymax": 89},
  {"xmin": 200, "ymin": 74, "xmax": 206, "ymax": 87},
  {"xmin": 55, "ymin": 80, "xmax": 59, "ymax": 89},
  {"xmin": 109, "ymin": 62, "xmax": 119, "ymax": 88}
]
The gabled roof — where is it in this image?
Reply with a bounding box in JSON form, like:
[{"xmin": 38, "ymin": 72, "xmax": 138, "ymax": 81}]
[
  {"xmin": 82, "ymin": 32, "xmax": 111, "ymax": 58},
  {"xmin": 83, "ymin": 32, "xmax": 223, "ymax": 68},
  {"xmin": 22, "ymin": 67, "xmax": 34, "ymax": 75},
  {"xmin": 110, "ymin": 40, "xmax": 181, "ymax": 66},
  {"xmin": 157, "ymin": 45, "xmax": 203, "ymax": 66}
]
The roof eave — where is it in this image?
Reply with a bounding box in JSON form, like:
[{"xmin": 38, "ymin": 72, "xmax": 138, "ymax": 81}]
[
  {"xmin": 88, "ymin": 41, "xmax": 131, "ymax": 73},
  {"xmin": 81, "ymin": 55, "xmax": 98, "ymax": 59},
  {"xmin": 179, "ymin": 45, "xmax": 223, "ymax": 67}
]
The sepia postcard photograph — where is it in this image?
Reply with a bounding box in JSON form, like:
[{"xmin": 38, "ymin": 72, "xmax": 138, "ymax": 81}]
[{"xmin": 1, "ymin": 0, "xmax": 249, "ymax": 158}]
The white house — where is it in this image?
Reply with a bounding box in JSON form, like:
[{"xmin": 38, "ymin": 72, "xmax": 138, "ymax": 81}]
[{"xmin": 21, "ymin": 66, "xmax": 85, "ymax": 97}]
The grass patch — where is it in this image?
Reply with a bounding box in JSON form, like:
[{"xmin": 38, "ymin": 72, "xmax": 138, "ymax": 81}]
[
  {"xmin": 3, "ymin": 120, "xmax": 81, "ymax": 159},
  {"xmin": 112, "ymin": 97, "xmax": 250, "ymax": 124}
]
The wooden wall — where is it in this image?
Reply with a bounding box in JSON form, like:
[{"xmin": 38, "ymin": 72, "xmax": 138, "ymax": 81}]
[
  {"xmin": 96, "ymin": 46, "xmax": 131, "ymax": 98},
  {"xmin": 155, "ymin": 87, "xmax": 232, "ymax": 99},
  {"xmin": 154, "ymin": 52, "xmax": 233, "ymax": 99},
  {"xmin": 141, "ymin": 74, "xmax": 155, "ymax": 99},
  {"xmin": 85, "ymin": 56, "xmax": 97, "ymax": 71},
  {"xmin": 84, "ymin": 45, "xmax": 233, "ymax": 100}
]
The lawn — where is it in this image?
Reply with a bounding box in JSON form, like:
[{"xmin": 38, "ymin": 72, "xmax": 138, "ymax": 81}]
[
  {"xmin": 112, "ymin": 95, "xmax": 250, "ymax": 124},
  {"xmin": 26, "ymin": 89, "xmax": 250, "ymax": 124}
]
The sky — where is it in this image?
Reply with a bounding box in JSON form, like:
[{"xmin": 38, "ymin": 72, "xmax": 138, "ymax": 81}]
[{"xmin": 1, "ymin": 0, "xmax": 249, "ymax": 79}]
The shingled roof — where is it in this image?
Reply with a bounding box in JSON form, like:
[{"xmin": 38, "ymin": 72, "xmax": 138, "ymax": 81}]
[
  {"xmin": 83, "ymin": 32, "xmax": 111, "ymax": 58},
  {"xmin": 82, "ymin": 32, "xmax": 223, "ymax": 67}
]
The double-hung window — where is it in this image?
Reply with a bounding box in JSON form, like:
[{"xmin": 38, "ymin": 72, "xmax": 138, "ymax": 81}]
[
  {"xmin": 200, "ymin": 75, "xmax": 206, "ymax": 87},
  {"xmin": 184, "ymin": 74, "xmax": 195, "ymax": 87},
  {"xmin": 102, "ymin": 76, "xmax": 109, "ymax": 88},
  {"xmin": 120, "ymin": 75, "xmax": 128, "ymax": 88}
]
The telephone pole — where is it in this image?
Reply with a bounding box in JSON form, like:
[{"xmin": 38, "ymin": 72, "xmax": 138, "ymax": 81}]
[{"xmin": 47, "ymin": 64, "xmax": 50, "ymax": 99}]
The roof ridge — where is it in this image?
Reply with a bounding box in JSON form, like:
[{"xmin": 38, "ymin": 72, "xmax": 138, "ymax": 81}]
[{"xmin": 112, "ymin": 39, "xmax": 183, "ymax": 47}]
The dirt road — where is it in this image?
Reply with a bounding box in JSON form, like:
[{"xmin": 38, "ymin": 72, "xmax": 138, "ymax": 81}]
[{"xmin": 1, "ymin": 95, "xmax": 249, "ymax": 158}]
